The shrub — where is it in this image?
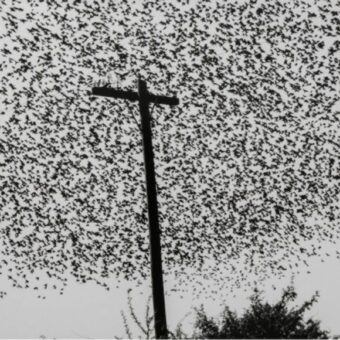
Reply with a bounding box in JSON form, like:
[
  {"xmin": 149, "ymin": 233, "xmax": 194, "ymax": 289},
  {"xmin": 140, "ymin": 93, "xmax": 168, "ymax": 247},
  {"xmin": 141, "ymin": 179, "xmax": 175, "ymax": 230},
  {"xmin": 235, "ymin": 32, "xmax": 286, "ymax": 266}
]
[{"xmin": 193, "ymin": 286, "xmax": 331, "ymax": 339}]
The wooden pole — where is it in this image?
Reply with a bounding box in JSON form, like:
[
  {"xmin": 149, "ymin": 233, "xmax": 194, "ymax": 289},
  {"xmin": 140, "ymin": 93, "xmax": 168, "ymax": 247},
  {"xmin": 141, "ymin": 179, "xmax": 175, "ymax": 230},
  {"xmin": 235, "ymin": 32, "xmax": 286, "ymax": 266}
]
[
  {"xmin": 92, "ymin": 76, "xmax": 179, "ymax": 339},
  {"xmin": 138, "ymin": 77, "xmax": 168, "ymax": 339}
]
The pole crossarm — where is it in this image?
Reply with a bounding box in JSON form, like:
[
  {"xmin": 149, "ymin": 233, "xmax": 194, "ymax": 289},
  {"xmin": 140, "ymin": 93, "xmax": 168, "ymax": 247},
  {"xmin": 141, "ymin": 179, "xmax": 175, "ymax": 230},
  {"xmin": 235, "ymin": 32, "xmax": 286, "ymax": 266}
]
[
  {"xmin": 92, "ymin": 87, "xmax": 179, "ymax": 106},
  {"xmin": 148, "ymin": 93, "xmax": 179, "ymax": 106}
]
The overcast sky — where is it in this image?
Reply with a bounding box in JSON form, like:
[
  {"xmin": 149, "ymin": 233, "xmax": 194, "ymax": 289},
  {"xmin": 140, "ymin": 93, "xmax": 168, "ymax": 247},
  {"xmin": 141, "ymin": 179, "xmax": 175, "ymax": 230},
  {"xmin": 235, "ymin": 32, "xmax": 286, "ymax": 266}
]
[
  {"xmin": 1, "ymin": 0, "xmax": 340, "ymax": 338},
  {"xmin": 0, "ymin": 251, "xmax": 340, "ymax": 338}
]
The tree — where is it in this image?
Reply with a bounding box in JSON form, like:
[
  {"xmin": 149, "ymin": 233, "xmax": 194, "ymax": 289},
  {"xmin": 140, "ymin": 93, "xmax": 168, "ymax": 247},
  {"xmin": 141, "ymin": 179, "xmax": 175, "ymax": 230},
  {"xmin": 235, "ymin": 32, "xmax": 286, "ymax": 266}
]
[
  {"xmin": 194, "ymin": 286, "xmax": 331, "ymax": 339},
  {"xmin": 0, "ymin": 0, "xmax": 339, "ymax": 295}
]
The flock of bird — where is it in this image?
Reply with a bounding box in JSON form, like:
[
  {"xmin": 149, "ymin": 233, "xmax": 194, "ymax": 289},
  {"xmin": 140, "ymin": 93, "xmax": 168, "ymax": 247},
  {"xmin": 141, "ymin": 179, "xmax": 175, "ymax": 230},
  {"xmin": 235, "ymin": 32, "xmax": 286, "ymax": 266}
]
[{"xmin": 0, "ymin": 0, "xmax": 339, "ymax": 298}]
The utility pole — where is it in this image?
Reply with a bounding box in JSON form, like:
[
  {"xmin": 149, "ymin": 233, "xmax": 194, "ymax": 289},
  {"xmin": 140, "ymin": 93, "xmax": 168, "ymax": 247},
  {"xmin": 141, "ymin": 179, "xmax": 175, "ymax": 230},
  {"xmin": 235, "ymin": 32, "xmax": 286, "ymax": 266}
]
[{"xmin": 92, "ymin": 76, "xmax": 179, "ymax": 339}]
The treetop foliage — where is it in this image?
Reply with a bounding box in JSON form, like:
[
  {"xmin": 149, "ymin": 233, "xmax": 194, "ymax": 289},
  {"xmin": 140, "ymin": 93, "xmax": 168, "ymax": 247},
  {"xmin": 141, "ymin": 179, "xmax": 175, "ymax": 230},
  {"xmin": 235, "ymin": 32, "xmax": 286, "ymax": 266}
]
[{"xmin": 194, "ymin": 286, "xmax": 331, "ymax": 339}]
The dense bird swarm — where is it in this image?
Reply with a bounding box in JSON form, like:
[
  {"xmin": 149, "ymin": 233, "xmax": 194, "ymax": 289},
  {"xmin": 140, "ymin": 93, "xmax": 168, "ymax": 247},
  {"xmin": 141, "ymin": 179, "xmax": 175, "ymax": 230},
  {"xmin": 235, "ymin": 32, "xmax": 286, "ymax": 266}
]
[{"xmin": 0, "ymin": 0, "xmax": 339, "ymax": 297}]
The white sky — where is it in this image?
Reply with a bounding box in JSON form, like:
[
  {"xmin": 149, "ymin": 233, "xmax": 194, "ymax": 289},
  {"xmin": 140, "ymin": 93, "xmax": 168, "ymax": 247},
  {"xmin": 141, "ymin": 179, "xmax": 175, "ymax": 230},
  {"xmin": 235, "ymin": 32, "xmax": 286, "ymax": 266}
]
[
  {"xmin": 0, "ymin": 249, "xmax": 339, "ymax": 338},
  {"xmin": 1, "ymin": 1, "xmax": 340, "ymax": 338}
]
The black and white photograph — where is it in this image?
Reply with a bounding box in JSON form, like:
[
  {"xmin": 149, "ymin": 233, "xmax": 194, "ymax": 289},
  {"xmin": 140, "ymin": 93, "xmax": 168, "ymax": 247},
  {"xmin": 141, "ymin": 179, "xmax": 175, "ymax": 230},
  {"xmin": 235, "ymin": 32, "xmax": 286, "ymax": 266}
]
[{"xmin": 0, "ymin": 0, "xmax": 340, "ymax": 338}]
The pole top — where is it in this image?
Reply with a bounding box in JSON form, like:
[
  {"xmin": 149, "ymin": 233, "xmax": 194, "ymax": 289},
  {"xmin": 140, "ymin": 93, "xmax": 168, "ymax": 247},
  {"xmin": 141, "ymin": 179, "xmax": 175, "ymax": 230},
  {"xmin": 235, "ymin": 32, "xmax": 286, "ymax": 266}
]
[
  {"xmin": 138, "ymin": 75, "xmax": 148, "ymax": 97},
  {"xmin": 91, "ymin": 75, "xmax": 179, "ymax": 106}
]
